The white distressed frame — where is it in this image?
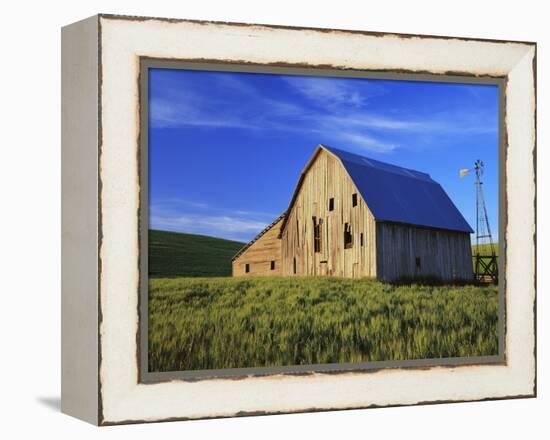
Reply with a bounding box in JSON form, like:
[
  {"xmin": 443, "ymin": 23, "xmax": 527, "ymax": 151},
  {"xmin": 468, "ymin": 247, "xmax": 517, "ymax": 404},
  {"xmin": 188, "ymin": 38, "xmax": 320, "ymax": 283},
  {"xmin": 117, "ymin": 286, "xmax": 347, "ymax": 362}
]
[{"xmin": 62, "ymin": 14, "xmax": 536, "ymax": 425}]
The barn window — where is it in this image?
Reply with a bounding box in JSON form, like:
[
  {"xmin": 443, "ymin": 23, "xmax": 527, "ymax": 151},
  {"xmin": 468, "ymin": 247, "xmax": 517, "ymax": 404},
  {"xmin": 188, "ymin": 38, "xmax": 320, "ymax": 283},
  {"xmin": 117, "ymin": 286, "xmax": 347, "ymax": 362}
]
[
  {"xmin": 293, "ymin": 257, "xmax": 297, "ymax": 274},
  {"xmin": 344, "ymin": 223, "xmax": 353, "ymax": 249},
  {"xmin": 415, "ymin": 257, "xmax": 421, "ymax": 269},
  {"xmin": 312, "ymin": 216, "xmax": 322, "ymax": 253},
  {"xmin": 328, "ymin": 198, "xmax": 334, "ymax": 211},
  {"xmin": 352, "ymin": 193, "xmax": 358, "ymax": 207},
  {"xmin": 245, "ymin": 263, "xmax": 250, "ymax": 273},
  {"xmin": 270, "ymin": 260, "xmax": 275, "ymax": 270},
  {"xmin": 360, "ymin": 232, "xmax": 364, "ymax": 247}
]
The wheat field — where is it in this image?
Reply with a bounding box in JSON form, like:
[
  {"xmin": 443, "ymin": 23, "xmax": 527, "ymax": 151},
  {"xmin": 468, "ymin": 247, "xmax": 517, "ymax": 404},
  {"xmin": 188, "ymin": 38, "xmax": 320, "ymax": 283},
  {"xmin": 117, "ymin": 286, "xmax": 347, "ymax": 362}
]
[{"xmin": 148, "ymin": 276, "xmax": 498, "ymax": 372}]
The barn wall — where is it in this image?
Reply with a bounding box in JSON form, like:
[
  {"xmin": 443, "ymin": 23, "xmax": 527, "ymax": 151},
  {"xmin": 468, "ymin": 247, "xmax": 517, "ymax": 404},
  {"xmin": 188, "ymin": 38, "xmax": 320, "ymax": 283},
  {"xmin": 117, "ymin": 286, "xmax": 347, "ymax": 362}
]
[
  {"xmin": 232, "ymin": 218, "xmax": 283, "ymax": 277},
  {"xmin": 281, "ymin": 149, "xmax": 377, "ymax": 278},
  {"xmin": 376, "ymin": 222, "xmax": 473, "ymax": 282}
]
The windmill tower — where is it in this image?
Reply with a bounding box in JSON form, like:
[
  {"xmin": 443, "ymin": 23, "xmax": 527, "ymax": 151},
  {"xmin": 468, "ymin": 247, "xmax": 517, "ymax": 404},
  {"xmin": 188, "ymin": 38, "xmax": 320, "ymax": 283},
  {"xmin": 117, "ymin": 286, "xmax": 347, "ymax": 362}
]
[{"xmin": 461, "ymin": 160, "xmax": 498, "ymax": 283}]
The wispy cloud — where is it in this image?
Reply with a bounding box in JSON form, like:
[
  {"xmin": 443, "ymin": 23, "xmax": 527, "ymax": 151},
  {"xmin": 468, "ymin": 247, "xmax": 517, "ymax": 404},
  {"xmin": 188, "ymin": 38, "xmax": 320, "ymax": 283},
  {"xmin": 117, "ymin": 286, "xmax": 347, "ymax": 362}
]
[
  {"xmin": 283, "ymin": 76, "xmax": 386, "ymax": 108},
  {"xmin": 152, "ymin": 198, "xmax": 277, "ymax": 219},
  {"xmin": 154, "ymin": 197, "xmax": 210, "ymax": 209},
  {"xmin": 150, "ymin": 73, "xmax": 304, "ymax": 130},
  {"xmin": 337, "ymin": 133, "xmax": 397, "ymax": 153},
  {"xmin": 324, "ymin": 114, "xmax": 426, "ymax": 131},
  {"xmin": 150, "ymin": 97, "xmax": 253, "ymax": 129},
  {"xmin": 151, "ymin": 213, "xmax": 267, "ymax": 235},
  {"xmin": 150, "ymin": 72, "xmax": 497, "ymax": 155},
  {"xmin": 149, "ymin": 199, "xmax": 278, "ymax": 241},
  {"xmin": 150, "ymin": 76, "xmax": 403, "ymax": 152},
  {"xmin": 232, "ymin": 209, "xmax": 280, "ymax": 218}
]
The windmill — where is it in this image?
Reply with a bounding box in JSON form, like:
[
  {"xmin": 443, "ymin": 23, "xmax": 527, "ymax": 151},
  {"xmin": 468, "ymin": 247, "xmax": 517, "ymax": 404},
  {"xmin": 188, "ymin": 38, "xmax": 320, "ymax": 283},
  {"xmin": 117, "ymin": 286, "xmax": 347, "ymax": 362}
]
[{"xmin": 460, "ymin": 160, "xmax": 498, "ymax": 283}]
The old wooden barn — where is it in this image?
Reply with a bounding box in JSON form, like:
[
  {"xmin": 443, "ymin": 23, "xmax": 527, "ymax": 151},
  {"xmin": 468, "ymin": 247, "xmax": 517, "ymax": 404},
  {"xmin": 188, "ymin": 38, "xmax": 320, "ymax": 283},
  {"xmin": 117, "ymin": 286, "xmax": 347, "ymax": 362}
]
[{"xmin": 232, "ymin": 145, "xmax": 473, "ymax": 282}]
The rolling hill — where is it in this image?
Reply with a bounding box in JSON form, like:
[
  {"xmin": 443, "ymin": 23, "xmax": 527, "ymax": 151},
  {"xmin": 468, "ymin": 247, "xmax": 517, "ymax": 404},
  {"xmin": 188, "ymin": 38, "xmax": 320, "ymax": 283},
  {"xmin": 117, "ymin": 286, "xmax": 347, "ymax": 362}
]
[{"xmin": 148, "ymin": 230, "xmax": 245, "ymax": 278}]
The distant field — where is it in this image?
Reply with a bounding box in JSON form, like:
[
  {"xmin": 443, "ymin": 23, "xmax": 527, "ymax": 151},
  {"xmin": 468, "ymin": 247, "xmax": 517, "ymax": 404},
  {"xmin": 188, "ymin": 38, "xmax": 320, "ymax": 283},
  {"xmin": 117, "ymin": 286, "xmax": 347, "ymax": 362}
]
[
  {"xmin": 472, "ymin": 243, "xmax": 499, "ymax": 256},
  {"xmin": 148, "ymin": 230, "xmax": 244, "ymax": 278},
  {"xmin": 149, "ymin": 276, "xmax": 498, "ymax": 372},
  {"xmin": 149, "ymin": 229, "xmax": 499, "ymax": 278},
  {"xmin": 471, "ymin": 243, "xmax": 499, "ymax": 276}
]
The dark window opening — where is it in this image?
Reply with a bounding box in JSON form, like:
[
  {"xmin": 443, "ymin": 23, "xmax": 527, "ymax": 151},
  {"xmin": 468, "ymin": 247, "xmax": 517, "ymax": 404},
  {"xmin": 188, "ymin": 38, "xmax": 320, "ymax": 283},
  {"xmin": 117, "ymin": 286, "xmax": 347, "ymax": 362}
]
[
  {"xmin": 328, "ymin": 198, "xmax": 334, "ymax": 211},
  {"xmin": 312, "ymin": 216, "xmax": 322, "ymax": 253},
  {"xmin": 415, "ymin": 257, "xmax": 421, "ymax": 269},
  {"xmin": 360, "ymin": 232, "xmax": 364, "ymax": 247},
  {"xmin": 270, "ymin": 260, "xmax": 275, "ymax": 270},
  {"xmin": 245, "ymin": 263, "xmax": 250, "ymax": 273},
  {"xmin": 344, "ymin": 223, "xmax": 353, "ymax": 249},
  {"xmin": 293, "ymin": 257, "xmax": 297, "ymax": 274},
  {"xmin": 352, "ymin": 193, "xmax": 358, "ymax": 207},
  {"xmin": 296, "ymin": 218, "xmax": 299, "ymax": 245}
]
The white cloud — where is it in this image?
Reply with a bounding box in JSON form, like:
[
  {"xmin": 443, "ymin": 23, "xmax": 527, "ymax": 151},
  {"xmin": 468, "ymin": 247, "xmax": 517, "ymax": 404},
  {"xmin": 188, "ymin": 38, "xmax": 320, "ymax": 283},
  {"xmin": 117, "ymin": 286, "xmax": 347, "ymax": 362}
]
[
  {"xmin": 150, "ymin": 97, "xmax": 252, "ymax": 129},
  {"xmin": 149, "ymin": 200, "xmax": 278, "ymax": 241},
  {"xmin": 150, "ymin": 73, "xmax": 497, "ymax": 155},
  {"xmin": 155, "ymin": 198, "xmax": 210, "ymax": 209},
  {"xmin": 152, "ymin": 199, "xmax": 277, "ymax": 218},
  {"xmin": 232, "ymin": 209, "xmax": 280, "ymax": 218},
  {"xmin": 150, "ymin": 75, "xmax": 305, "ymax": 129},
  {"xmin": 326, "ymin": 114, "xmax": 426, "ymax": 131},
  {"xmin": 151, "ymin": 213, "xmax": 267, "ymax": 235},
  {"xmin": 283, "ymin": 76, "xmax": 384, "ymax": 108},
  {"xmin": 338, "ymin": 132, "xmax": 397, "ymax": 153}
]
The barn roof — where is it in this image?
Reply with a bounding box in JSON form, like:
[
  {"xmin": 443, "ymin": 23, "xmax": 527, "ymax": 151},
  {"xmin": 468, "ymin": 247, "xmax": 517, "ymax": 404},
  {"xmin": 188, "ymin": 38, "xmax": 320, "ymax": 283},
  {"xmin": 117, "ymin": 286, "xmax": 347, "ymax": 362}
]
[{"xmin": 321, "ymin": 145, "xmax": 473, "ymax": 233}]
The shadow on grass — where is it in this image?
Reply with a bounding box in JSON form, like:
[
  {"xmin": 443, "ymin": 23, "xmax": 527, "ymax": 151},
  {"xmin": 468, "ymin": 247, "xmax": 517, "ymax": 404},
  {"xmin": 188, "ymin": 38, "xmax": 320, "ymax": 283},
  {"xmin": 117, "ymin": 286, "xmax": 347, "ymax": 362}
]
[{"xmin": 390, "ymin": 275, "xmax": 496, "ymax": 287}]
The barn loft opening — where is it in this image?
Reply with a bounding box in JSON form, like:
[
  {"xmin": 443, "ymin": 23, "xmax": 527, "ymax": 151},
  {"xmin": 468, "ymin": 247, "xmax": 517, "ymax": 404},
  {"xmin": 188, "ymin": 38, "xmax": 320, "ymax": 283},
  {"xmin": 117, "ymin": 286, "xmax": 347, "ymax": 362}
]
[
  {"xmin": 360, "ymin": 232, "xmax": 364, "ymax": 247},
  {"xmin": 352, "ymin": 193, "xmax": 358, "ymax": 207},
  {"xmin": 328, "ymin": 197, "xmax": 334, "ymax": 211},
  {"xmin": 344, "ymin": 223, "xmax": 353, "ymax": 249},
  {"xmin": 245, "ymin": 263, "xmax": 250, "ymax": 273},
  {"xmin": 270, "ymin": 260, "xmax": 275, "ymax": 270},
  {"xmin": 312, "ymin": 216, "xmax": 322, "ymax": 253}
]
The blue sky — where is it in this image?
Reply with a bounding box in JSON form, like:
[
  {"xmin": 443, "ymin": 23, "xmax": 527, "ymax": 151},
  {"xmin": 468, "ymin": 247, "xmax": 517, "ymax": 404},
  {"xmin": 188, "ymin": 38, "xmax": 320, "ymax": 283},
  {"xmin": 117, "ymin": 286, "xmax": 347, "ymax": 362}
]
[{"xmin": 149, "ymin": 68, "xmax": 499, "ymax": 243}]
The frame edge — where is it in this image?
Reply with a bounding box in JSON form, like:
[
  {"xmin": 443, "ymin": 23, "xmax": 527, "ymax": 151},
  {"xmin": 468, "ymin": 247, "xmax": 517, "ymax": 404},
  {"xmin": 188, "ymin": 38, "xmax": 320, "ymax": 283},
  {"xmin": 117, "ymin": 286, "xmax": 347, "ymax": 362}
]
[
  {"xmin": 96, "ymin": 16, "xmax": 537, "ymax": 424},
  {"xmin": 61, "ymin": 14, "xmax": 101, "ymax": 425}
]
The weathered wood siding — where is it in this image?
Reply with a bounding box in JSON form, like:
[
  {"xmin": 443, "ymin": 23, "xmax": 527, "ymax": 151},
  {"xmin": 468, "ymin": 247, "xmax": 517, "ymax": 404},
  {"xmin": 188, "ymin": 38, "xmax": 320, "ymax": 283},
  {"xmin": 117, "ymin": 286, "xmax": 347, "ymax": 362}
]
[
  {"xmin": 281, "ymin": 149, "xmax": 377, "ymax": 278},
  {"xmin": 376, "ymin": 222, "xmax": 473, "ymax": 282},
  {"xmin": 232, "ymin": 218, "xmax": 283, "ymax": 277}
]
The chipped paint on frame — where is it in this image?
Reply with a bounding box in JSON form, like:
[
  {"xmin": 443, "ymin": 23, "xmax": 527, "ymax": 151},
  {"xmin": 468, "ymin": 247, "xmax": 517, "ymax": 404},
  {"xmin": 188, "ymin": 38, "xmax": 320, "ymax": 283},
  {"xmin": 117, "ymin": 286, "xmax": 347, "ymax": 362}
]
[
  {"xmin": 95, "ymin": 14, "xmax": 536, "ymax": 425},
  {"xmin": 136, "ymin": 58, "xmax": 507, "ymax": 385}
]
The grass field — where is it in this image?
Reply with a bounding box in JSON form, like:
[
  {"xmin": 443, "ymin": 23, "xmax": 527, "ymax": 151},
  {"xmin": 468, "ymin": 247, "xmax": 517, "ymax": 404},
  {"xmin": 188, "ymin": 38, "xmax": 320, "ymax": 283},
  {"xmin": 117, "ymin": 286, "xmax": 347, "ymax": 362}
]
[
  {"xmin": 148, "ymin": 229, "xmax": 244, "ymax": 278},
  {"xmin": 149, "ymin": 276, "xmax": 499, "ymax": 372}
]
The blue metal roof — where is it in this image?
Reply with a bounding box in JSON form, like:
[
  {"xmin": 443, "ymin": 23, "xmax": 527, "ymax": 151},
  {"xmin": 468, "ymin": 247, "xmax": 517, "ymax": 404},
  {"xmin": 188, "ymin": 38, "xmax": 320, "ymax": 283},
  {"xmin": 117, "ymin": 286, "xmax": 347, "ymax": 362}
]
[{"xmin": 322, "ymin": 145, "xmax": 473, "ymax": 233}]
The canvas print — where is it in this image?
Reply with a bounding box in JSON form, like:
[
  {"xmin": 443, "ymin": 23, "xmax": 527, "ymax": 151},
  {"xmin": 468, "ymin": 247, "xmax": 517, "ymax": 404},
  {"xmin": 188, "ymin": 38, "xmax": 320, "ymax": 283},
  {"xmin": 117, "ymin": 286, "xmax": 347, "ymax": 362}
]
[{"xmin": 145, "ymin": 67, "xmax": 500, "ymax": 373}]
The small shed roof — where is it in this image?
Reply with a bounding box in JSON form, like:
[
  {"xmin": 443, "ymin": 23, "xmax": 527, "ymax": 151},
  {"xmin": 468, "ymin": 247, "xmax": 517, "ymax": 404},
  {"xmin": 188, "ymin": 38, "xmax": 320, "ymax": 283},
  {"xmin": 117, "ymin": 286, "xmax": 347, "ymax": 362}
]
[
  {"xmin": 232, "ymin": 212, "xmax": 286, "ymax": 262},
  {"xmin": 322, "ymin": 145, "xmax": 473, "ymax": 233}
]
